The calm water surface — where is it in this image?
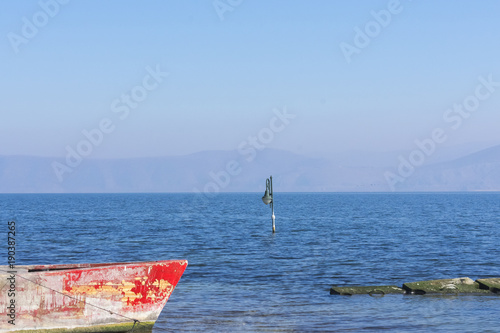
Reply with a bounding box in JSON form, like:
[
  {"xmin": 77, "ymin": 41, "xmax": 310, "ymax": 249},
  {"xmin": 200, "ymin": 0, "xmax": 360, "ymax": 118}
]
[{"xmin": 1, "ymin": 193, "xmax": 499, "ymax": 332}]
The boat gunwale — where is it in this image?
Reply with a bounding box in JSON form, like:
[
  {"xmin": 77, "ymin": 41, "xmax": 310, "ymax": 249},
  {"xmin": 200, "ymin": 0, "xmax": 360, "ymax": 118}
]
[{"xmin": 0, "ymin": 259, "xmax": 188, "ymax": 273}]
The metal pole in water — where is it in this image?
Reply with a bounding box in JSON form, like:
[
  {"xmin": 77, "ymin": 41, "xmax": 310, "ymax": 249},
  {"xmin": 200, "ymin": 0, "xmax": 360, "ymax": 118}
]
[
  {"xmin": 271, "ymin": 203, "xmax": 275, "ymax": 233},
  {"xmin": 262, "ymin": 176, "xmax": 275, "ymax": 233},
  {"xmin": 271, "ymin": 176, "xmax": 275, "ymax": 233}
]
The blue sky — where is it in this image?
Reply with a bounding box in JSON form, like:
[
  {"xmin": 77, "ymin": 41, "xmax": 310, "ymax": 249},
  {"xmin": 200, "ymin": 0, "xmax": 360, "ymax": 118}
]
[{"xmin": 1, "ymin": 0, "xmax": 499, "ymax": 158}]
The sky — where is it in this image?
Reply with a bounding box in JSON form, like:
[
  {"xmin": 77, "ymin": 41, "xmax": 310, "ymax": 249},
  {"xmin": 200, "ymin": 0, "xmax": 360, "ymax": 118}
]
[{"xmin": 1, "ymin": 0, "xmax": 500, "ymax": 159}]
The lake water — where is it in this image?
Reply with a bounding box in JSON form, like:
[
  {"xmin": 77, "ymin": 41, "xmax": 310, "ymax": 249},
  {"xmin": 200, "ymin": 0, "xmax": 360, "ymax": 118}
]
[{"xmin": 1, "ymin": 193, "xmax": 499, "ymax": 332}]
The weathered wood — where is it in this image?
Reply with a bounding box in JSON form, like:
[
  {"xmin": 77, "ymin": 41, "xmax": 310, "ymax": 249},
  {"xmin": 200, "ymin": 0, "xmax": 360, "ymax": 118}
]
[
  {"xmin": 403, "ymin": 277, "xmax": 491, "ymax": 295},
  {"xmin": 330, "ymin": 285, "xmax": 405, "ymax": 295},
  {"xmin": 476, "ymin": 278, "xmax": 500, "ymax": 293},
  {"xmin": 0, "ymin": 260, "xmax": 188, "ymax": 332}
]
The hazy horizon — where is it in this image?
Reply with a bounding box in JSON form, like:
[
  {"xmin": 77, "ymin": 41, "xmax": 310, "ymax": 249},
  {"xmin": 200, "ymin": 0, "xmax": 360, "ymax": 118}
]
[
  {"xmin": 1, "ymin": 144, "xmax": 499, "ymax": 193},
  {"xmin": 1, "ymin": 140, "xmax": 499, "ymax": 162}
]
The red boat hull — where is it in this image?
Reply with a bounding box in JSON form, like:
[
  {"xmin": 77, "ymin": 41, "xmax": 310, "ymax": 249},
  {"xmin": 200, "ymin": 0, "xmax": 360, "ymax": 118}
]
[{"xmin": 0, "ymin": 260, "xmax": 187, "ymax": 332}]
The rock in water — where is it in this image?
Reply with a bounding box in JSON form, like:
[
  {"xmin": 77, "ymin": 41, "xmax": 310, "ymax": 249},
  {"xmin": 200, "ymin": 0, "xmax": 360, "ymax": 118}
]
[{"xmin": 403, "ymin": 277, "xmax": 490, "ymax": 294}]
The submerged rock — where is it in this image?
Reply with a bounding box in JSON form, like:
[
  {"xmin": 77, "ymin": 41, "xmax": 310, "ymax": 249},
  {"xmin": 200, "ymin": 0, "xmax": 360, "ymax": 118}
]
[
  {"xmin": 402, "ymin": 277, "xmax": 491, "ymax": 295},
  {"xmin": 476, "ymin": 278, "xmax": 500, "ymax": 294},
  {"xmin": 330, "ymin": 285, "xmax": 405, "ymax": 296}
]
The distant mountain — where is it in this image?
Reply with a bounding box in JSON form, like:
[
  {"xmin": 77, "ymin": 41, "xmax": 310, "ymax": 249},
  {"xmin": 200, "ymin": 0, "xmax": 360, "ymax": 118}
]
[
  {"xmin": 321, "ymin": 142, "xmax": 495, "ymax": 167},
  {"xmin": 0, "ymin": 145, "xmax": 499, "ymax": 193},
  {"xmin": 395, "ymin": 145, "xmax": 500, "ymax": 191}
]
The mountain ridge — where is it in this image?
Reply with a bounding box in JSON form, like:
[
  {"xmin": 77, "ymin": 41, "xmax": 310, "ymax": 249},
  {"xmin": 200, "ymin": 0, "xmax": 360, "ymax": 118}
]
[{"xmin": 0, "ymin": 145, "xmax": 499, "ymax": 193}]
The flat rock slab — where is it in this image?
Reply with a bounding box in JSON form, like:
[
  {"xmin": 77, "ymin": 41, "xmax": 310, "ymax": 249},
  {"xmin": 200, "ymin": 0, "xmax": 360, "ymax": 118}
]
[
  {"xmin": 403, "ymin": 277, "xmax": 491, "ymax": 295},
  {"xmin": 330, "ymin": 285, "xmax": 405, "ymax": 296},
  {"xmin": 476, "ymin": 278, "xmax": 500, "ymax": 293}
]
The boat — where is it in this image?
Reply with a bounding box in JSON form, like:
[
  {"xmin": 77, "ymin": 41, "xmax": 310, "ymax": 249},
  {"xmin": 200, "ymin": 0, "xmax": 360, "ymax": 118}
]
[{"xmin": 0, "ymin": 259, "xmax": 187, "ymax": 332}]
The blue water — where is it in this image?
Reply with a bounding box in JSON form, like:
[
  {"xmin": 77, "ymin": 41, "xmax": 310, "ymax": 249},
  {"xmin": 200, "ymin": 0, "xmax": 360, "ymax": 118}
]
[{"xmin": 1, "ymin": 193, "xmax": 499, "ymax": 332}]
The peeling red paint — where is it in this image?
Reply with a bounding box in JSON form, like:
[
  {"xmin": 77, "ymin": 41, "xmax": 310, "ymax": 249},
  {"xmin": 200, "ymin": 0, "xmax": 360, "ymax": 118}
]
[{"xmin": 0, "ymin": 260, "xmax": 187, "ymax": 331}]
